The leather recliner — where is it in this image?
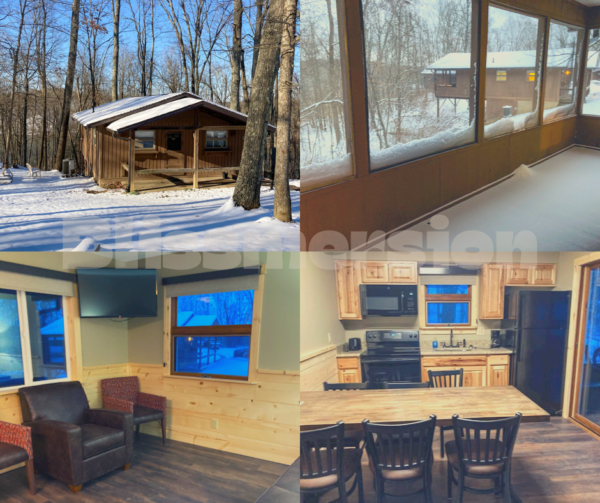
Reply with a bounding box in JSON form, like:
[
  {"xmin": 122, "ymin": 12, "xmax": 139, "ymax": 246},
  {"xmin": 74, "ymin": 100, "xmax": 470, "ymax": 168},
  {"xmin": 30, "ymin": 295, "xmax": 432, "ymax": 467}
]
[{"xmin": 18, "ymin": 381, "xmax": 134, "ymax": 493}]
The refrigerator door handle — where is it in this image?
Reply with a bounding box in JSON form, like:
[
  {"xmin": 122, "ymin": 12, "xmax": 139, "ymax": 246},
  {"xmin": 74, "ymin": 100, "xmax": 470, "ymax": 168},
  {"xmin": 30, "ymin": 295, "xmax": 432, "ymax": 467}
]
[{"xmin": 517, "ymin": 331, "xmax": 523, "ymax": 363}]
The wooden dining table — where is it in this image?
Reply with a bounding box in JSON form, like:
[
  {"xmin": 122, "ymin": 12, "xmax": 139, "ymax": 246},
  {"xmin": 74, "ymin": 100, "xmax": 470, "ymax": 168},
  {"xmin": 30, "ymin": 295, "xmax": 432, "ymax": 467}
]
[
  {"xmin": 301, "ymin": 386, "xmax": 549, "ymax": 503},
  {"xmin": 300, "ymin": 385, "xmax": 550, "ymax": 429}
]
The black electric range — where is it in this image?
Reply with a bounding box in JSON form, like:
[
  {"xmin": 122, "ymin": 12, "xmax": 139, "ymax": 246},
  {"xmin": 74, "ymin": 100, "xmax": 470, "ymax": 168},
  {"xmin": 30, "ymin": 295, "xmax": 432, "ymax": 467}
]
[{"xmin": 360, "ymin": 330, "xmax": 421, "ymax": 388}]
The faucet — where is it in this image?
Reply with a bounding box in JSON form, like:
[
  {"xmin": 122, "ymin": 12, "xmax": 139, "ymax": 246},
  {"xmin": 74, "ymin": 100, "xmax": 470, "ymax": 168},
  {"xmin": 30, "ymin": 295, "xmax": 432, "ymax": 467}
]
[{"xmin": 442, "ymin": 325, "xmax": 461, "ymax": 348}]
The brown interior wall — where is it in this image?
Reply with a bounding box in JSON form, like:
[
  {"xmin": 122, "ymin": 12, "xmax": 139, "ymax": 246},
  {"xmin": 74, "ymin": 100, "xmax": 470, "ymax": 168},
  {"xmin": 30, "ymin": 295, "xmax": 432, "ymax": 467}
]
[
  {"xmin": 93, "ymin": 108, "xmax": 244, "ymax": 180},
  {"xmin": 300, "ymin": 0, "xmax": 588, "ymax": 249}
]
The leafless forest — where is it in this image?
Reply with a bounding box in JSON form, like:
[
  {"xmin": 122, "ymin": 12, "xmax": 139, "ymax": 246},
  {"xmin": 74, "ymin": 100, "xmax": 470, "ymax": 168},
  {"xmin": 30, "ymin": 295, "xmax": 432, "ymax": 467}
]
[{"xmin": 0, "ymin": 0, "xmax": 299, "ymax": 181}]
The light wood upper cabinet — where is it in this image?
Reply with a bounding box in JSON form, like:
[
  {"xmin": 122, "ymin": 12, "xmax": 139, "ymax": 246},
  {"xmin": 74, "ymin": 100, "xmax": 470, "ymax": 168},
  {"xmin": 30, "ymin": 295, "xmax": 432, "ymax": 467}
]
[
  {"xmin": 389, "ymin": 262, "xmax": 418, "ymax": 284},
  {"xmin": 530, "ymin": 264, "xmax": 557, "ymax": 286},
  {"xmin": 505, "ymin": 265, "xmax": 531, "ymax": 285},
  {"xmin": 359, "ymin": 262, "xmax": 390, "ymax": 283},
  {"xmin": 335, "ymin": 261, "xmax": 362, "ymax": 320},
  {"xmin": 479, "ymin": 264, "xmax": 505, "ymax": 319}
]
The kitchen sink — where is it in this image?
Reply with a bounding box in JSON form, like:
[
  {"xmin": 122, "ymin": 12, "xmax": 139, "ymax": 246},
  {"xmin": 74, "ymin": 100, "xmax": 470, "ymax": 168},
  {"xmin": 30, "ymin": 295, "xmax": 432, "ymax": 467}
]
[{"xmin": 432, "ymin": 347, "xmax": 474, "ymax": 352}]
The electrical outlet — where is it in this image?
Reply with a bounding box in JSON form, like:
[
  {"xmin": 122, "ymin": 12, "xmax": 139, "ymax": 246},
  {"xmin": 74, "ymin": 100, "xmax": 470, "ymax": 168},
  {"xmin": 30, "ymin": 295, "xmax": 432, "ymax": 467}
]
[{"xmin": 211, "ymin": 419, "xmax": 218, "ymax": 429}]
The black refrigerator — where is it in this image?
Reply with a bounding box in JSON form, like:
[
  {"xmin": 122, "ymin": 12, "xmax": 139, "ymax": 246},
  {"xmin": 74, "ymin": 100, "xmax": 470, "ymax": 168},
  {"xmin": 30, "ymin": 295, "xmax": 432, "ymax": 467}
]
[{"xmin": 513, "ymin": 291, "xmax": 571, "ymax": 415}]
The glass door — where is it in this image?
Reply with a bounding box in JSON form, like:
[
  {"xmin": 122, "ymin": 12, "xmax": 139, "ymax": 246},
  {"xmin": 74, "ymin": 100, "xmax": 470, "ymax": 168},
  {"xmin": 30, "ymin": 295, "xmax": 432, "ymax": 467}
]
[{"xmin": 574, "ymin": 264, "xmax": 600, "ymax": 433}]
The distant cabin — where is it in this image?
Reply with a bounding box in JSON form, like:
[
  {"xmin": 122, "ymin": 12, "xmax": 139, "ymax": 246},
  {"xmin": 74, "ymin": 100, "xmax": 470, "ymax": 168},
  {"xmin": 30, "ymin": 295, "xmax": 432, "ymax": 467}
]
[
  {"xmin": 424, "ymin": 48, "xmax": 598, "ymax": 122},
  {"xmin": 72, "ymin": 93, "xmax": 275, "ymax": 190}
]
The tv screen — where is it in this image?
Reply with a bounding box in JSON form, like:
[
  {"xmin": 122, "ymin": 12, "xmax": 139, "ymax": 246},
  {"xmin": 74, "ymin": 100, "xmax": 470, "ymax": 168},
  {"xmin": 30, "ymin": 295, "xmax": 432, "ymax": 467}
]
[{"xmin": 77, "ymin": 269, "xmax": 157, "ymax": 318}]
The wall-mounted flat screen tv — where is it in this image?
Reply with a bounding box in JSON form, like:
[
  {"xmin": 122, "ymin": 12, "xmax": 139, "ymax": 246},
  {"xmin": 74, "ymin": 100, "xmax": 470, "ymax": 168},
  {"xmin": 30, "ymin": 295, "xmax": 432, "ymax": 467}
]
[{"xmin": 77, "ymin": 269, "xmax": 157, "ymax": 318}]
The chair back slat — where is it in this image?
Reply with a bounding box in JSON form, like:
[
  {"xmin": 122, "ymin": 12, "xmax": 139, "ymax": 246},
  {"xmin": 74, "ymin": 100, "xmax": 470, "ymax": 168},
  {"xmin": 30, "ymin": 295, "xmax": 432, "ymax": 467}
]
[
  {"xmin": 382, "ymin": 381, "xmax": 430, "ymax": 389},
  {"xmin": 452, "ymin": 413, "xmax": 522, "ymax": 466},
  {"xmin": 363, "ymin": 415, "xmax": 436, "ymax": 473},
  {"xmin": 428, "ymin": 369, "xmax": 464, "ymax": 388},
  {"xmin": 323, "ymin": 381, "xmax": 370, "ymax": 391},
  {"xmin": 300, "ymin": 422, "xmax": 345, "ymax": 480}
]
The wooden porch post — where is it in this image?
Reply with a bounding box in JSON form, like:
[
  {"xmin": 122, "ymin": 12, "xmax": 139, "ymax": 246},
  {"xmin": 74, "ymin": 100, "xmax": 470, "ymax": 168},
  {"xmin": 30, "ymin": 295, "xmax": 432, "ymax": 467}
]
[
  {"xmin": 193, "ymin": 128, "xmax": 199, "ymax": 189},
  {"xmin": 128, "ymin": 129, "xmax": 135, "ymax": 192}
]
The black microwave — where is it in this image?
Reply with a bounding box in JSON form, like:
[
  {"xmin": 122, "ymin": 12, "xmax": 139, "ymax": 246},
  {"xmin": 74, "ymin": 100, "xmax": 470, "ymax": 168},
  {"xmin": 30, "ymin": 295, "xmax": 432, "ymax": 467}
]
[{"xmin": 359, "ymin": 284, "xmax": 418, "ymax": 317}]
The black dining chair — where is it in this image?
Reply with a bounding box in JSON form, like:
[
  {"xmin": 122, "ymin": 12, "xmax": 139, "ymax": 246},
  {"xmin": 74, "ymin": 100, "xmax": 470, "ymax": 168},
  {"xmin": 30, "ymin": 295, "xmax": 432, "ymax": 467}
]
[
  {"xmin": 323, "ymin": 382, "xmax": 370, "ymax": 391},
  {"xmin": 446, "ymin": 413, "xmax": 522, "ymax": 503},
  {"xmin": 382, "ymin": 381, "xmax": 430, "ymax": 389},
  {"xmin": 362, "ymin": 416, "xmax": 436, "ymax": 503},
  {"xmin": 323, "ymin": 382, "xmax": 370, "ymax": 447},
  {"xmin": 428, "ymin": 369, "xmax": 464, "ymax": 457},
  {"xmin": 300, "ymin": 422, "xmax": 364, "ymax": 503}
]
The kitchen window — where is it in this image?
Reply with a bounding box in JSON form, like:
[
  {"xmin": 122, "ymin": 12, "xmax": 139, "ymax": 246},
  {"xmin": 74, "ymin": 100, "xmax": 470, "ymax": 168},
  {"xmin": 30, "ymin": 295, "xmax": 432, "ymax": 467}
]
[
  {"xmin": 527, "ymin": 71, "xmax": 536, "ymax": 82},
  {"xmin": 170, "ymin": 290, "xmax": 254, "ymax": 381},
  {"xmin": 425, "ymin": 285, "xmax": 471, "ymax": 326},
  {"xmin": 205, "ymin": 130, "xmax": 228, "ymax": 150},
  {"xmin": 496, "ymin": 70, "xmax": 507, "ymax": 82},
  {"xmin": 0, "ymin": 289, "xmax": 69, "ymax": 390},
  {"xmin": 135, "ymin": 130, "xmax": 156, "ymax": 150}
]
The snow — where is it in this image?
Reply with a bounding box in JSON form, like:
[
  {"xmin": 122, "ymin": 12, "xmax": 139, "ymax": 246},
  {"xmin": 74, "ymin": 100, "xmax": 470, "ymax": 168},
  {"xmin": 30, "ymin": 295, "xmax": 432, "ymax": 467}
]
[
  {"xmin": 543, "ymin": 103, "xmax": 576, "ymax": 122},
  {"xmin": 107, "ymin": 98, "xmax": 202, "ymax": 132},
  {"xmin": 403, "ymin": 147, "xmax": 600, "ymax": 252},
  {"xmin": 0, "ymin": 169, "xmax": 300, "ymax": 251},
  {"xmin": 370, "ymin": 123, "xmax": 475, "ymax": 170},
  {"xmin": 302, "ymin": 153, "xmax": 352, "ymax": 189},
  {"xmin": 583, "ymin": 80, "xmax": 600, "ymax": 116},
  {"xmin": 427, "ymin": 48, "xmax": 589, "ymax": 71},
  {"xmin": 484, "ymin": 110, "xmax": 538, "ymax": 139}
]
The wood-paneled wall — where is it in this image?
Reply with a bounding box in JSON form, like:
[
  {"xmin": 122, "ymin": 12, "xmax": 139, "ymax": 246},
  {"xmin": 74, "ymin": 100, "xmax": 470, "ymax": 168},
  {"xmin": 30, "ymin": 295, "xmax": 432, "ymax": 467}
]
[
  {"xmin": 129, "ymin": 364, "xmax": 299, "ymax": 465},
  {"xmin": 300, "ymin": 346, "xmax": 338, "ymax": 392}
]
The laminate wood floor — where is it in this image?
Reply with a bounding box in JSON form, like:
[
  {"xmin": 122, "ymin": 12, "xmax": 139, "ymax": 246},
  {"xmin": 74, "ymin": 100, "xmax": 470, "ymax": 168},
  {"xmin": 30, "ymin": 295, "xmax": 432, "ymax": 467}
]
[
  {"xmin": 0, "ymin": 433, "xmax": 290, "ymax": 503},
  {"xmin": 333, "ymin": 417, "xmax": 600, "ymax": 502}
]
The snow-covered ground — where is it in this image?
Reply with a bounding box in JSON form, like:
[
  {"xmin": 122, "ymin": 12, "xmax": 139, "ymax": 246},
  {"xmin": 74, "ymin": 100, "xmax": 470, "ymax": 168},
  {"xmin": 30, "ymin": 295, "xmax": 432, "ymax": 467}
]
[
  {"xmin": 0, "ymin": 168, "xmax": 300, "ymax": 251},
  {"xmin": 583, "ymin": 80, "xmax": 600, "ymax": 116}
]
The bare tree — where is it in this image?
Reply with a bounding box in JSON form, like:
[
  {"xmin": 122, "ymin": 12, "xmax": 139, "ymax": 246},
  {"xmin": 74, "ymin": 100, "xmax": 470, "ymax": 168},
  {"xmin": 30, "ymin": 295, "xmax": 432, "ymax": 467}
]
[
  {"xmin": 111, "ymin": 0, "xmax": 120, "ymax": 100},
  {"xmin": 273, "ymin": 0, "xmax": 296, "ymax": 221},
  {"xmin": 233, "ymin": 0, "xmax": 284, "ymax": 210},
  {"xmin": 53, "ymin": 0, "xmax": 81, "ymax": 172},
  {"xmin": 229, "ymin": 0, "xmax": 242, "ymax": 110}
]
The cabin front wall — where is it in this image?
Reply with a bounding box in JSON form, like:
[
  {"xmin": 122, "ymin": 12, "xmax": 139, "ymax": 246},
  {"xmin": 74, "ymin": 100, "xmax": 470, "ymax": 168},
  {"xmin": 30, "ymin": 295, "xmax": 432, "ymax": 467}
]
[
  {"xmin": 88, "ymin": 108, "xmax": 246, "ymax": 183},
  {"xmin": 434, "ymin": 70, "xmax": 472, "ymax": 99}
]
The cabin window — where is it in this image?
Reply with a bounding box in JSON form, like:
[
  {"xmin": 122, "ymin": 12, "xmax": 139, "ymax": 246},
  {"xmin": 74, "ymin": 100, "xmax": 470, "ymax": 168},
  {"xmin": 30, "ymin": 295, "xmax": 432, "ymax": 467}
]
[
  {"xmin": 582, "ymin": 29, "xmax": 600, "ymax": 117},
  {"xmin": 425, "ymin": 285, "xmax": 471, "ymax": 326},
  {"xmin": 167, "ymin": 133, "xmax": 182, "ymax": 151},
  {"xmin": 205, "ymin": 130, "xmax": 228, "ymax": 149},
  {"xmin": 135, "ymin": 130, "xmax": 155, "ymax": 150},
  {"xmin": 543, "ymin": 20, "xmax": 584, "ymax": 124},
  {"xmin": 484, "ymin": 6, "xmax": 544, "ymax": 140},
  {"xmin": 362, "ymin": 0, "xmax": 477, "ymax": 170},
  {"xmin": 170, "ymin": 290, "xmax": 255, "ymax": 381},
  {"xmin": 0, "ymin": 289, "xmax": 69, "ymax": 390}
]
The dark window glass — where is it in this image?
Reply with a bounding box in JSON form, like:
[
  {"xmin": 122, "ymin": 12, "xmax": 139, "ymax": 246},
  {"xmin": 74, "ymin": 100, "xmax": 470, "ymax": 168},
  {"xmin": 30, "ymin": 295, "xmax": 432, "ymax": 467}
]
[
  {"xmin": 0, "ymin": 289, "xmax": 24, "ymax": 389},
  {"xmin": 174, "ymin": 336, "xmax": 250, "ymax": 378},
  {"xmin": 427, "ymin": 302, "xmax": 469, "ymax": 324},
  {"xmin": 176, "ymin": 290, "xmax": 254, "ymax": 327},
  {"xmin": 167, "ymin": 133, "xmax": 182, "ymax": 151},
  {"xmin": 26, "ymin": 293, "xmax": 67, "ymax": 382},
  {"xmin": 426, "ymin": 285, "xmax": 469, "ymax": 295}
]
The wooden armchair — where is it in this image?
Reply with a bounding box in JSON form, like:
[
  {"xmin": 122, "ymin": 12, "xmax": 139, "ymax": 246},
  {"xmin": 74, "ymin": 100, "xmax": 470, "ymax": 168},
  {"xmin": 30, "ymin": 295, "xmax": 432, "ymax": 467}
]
[
  {"xmin": 0, "ymin": 421, "xmax": 35, "ymax": 494},
  {"xmin": 101, "ymin": 376, "xmax": 167, "ymax": 444}
]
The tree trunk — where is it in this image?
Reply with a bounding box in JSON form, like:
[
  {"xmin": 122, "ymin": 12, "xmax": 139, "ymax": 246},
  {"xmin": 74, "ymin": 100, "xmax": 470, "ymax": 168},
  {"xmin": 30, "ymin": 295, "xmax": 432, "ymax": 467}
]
[
  {"xmin": 230, "ymin": 0, "xmax": 242, "ymax": 111},
  {"xmin": 112, "ymin": 0, "xmax": 120, "ymax": 101},
  {"xmin": 39, "ymin": 0, "xmax": 48, "ymax": 170},
  {"xmin": 232, "ymin": 0, "xmax": 284, "ymax": 210},
  {"xmin": 273, "ymin": 0, "xmax": 296, "ymax": 222},
  {"xmin": 251, "ymin": 0, "xmax": 264, "ymax": 81},
  {"xmin": 240, "ymin": 49, "xmax": 250, "ymax": 113},
  {"xmin": 22, "ymin": 74, "xmax": 29, "ymax": 165},
  {"xmin": 3, "ymin": 0, "xmax": 27, "ymax": 173},
  {"xmin": 53, "ymin": 0, "xmax": 81, "ymax": 172}
]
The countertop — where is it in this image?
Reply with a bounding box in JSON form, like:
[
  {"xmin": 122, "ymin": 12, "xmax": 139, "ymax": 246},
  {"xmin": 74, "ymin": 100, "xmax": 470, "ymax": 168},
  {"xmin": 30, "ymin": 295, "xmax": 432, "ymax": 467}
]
[
  {"xmin": 420, "ymin": 347, "xmax": 514, "ymax": 356},
  {"xmin": 336, "ymin": 349, "xmax": 364, "ymax": 358}
]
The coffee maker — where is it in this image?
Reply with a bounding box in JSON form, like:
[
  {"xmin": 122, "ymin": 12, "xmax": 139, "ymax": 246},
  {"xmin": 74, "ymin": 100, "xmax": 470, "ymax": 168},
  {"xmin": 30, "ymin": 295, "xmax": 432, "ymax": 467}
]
[{"xmin": 491, "ymin": 330, "xmax": 501, "ymax": 348}]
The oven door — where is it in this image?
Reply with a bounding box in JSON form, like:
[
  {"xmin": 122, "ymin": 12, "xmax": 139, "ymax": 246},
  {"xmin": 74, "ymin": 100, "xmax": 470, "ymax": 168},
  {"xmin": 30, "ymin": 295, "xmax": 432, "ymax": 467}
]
[
  {"xmin": 361, "ymin": 358, "xmax": 422, "ymax": 388},
  {"xmin": 360, "ymin": 285, "xmax": 418, "ymax": 317}
]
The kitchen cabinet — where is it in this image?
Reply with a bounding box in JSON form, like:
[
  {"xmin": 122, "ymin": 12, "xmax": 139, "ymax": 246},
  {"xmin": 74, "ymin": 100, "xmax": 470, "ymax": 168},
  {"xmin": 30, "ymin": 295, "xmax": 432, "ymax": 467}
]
[
  {"xmin": 334, "ymin": 260, "xmax": 418, "ymax": 320},
  {"xmin": 389, "ymin": 263, "xmax": 418, "ymax": 283},
  {"xmin": 530, "ymin": 264, "xmax": 557, "ymax": 286},
  {"xmin": 337, "ymin": 357, "xmax": 362, "ymax": 383},
  {"xmin": 360, "ymin": 262, "xmax": 390, "ymax": 283},
  {"xmin": 421, "ymin": 354, "xmax": 511, "ymax": 388},
  {"xmin": 479, "ymin": 264, "xmax": 505, "ymax": 319},
  {"xmin": 505, "ymin": 265, "xmax": 531, "ymax": 285},
  {"xmin": 505, "ymin": 264, "xmax": 557, "ymax": 287},
  {"xmin": 335, "ymin": 261, "xmax": 362, "ymax": 320}
]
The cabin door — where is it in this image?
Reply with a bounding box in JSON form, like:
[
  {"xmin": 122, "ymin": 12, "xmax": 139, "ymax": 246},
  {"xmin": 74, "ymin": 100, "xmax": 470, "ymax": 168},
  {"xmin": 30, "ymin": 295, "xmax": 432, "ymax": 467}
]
[{"xmin": 165, "ymin": 131, "xmax": 185, "ymax": 169}]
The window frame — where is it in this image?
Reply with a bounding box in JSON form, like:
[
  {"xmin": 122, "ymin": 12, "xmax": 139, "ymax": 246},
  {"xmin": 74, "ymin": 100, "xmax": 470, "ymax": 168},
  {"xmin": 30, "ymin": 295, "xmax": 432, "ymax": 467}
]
[
  {"xmin": 0, "ymin": 290, "xmax": 71, "ymax": 394},
  {"xmin": 205, "ymin": 130, "xmax": 228, "ymax": 150},
  {"xmin": 134, "ymin": 130, "xmax": 157, "ymax": 152},
  {"xmin": 166, "ymin": 274, "xmax": 264, "ymax": 383},
  {"xmin": 424, "ymin": 285, "xmax": 473, "ymax": 327}
]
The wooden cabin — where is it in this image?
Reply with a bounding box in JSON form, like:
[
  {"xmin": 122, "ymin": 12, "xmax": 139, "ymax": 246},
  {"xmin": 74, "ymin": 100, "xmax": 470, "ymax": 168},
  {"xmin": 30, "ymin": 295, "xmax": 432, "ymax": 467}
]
[
  {"xmin": 426, "ymin": 49, "xmax": 584, "ymax": 122},
  {"xmin": 73, "ymin": 93, "xmax": 275, "ymax": 191}
]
